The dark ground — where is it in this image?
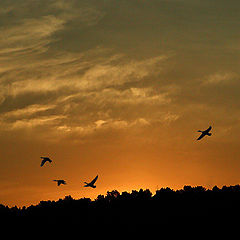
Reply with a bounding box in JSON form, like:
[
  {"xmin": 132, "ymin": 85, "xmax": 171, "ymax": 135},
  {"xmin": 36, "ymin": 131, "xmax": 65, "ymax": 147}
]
[{"xmin": 1, "ymin": 185, "xmax": 239, "ymax": 237}]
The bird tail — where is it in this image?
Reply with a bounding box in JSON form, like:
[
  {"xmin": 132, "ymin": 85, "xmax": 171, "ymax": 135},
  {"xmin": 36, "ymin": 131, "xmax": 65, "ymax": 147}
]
[{"xmin": 198, "ymin": 130, "xmax": 202, "ymax": 132}]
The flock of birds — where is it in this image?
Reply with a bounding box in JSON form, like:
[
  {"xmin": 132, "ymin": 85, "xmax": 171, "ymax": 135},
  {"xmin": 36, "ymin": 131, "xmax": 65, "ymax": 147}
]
[
  {"xmin": 40, "ymin": 156, "xmax": 98, "ymax": 188},
  {"xmin": 40, "ymin": 126, "xmax": 212, "ymax": 188}
]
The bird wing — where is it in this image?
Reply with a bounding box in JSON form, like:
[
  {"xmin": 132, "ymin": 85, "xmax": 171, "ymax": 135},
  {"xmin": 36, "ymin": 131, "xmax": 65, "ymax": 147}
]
[
  {"xmin": 40, "ymin": 157, "xmax": 52, "ymax": 166},
  {"xmin": 40, "ymin": 159, "xmax": 46, "ymax": 166},
  {"xmin": 41, "ymin": 157, "xmax": 51, "ymax": 161},
  {"xmin": 197, "ymin": 133, "xmax": 205, "ymax": 140},
  {"xmin": 206, "ymin": 126, "xmax": 212, "ymax": 132},
  {"xmin": 53, "ymin": 180, "xmax": 61, "ymax": 185},
  {"xmin": 90, "ymin": 175, "xmax": 98, "ymax": 185}
]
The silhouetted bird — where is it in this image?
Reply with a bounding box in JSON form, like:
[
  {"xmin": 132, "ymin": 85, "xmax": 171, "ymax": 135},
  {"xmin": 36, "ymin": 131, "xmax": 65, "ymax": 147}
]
[
  {"xmin": 53, "ymin": 179, "xmax": 66, "ymax": 186},
  {"xmin": 40, "ymin": 157, "xmax": 52, "ymax": 167},
  {"xmin": 84, "ymin": 175, "xmax": 98, "ymax": 188},
  {"xmin": 197, "ymin": 126, "xmax": 212, "ymax": 140}
]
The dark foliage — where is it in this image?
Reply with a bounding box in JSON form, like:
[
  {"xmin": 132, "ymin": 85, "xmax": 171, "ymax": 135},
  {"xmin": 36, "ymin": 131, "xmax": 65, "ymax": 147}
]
[{"xmin": 1, "ymin": 185, "xmax": 240, "ymax": 234}]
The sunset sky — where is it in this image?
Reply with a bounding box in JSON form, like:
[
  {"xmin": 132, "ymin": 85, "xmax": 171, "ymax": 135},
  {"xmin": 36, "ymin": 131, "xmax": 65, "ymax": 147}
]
[{"xmin": 1, "ymin": 0, "xmax": 240, "ymax": 207}]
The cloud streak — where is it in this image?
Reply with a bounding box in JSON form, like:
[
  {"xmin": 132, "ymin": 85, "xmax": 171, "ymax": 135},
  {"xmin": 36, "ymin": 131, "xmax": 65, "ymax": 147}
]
[
  {"xmin": 0, "ymin": 44, "xmax": 173, "ymax": 139},
  {"xmin": 0, "ymin": 15, "xmax": 65, "ymax": 56},
  {"xmin": 202, "ymin": 72, "xmax": 238, "ymax": 85}
]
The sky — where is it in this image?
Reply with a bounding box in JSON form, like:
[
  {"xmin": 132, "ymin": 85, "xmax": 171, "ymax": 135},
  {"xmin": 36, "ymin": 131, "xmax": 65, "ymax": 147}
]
[{"xmin": 1, "ymin": 0, "xmax": 240, "ymax": 207}]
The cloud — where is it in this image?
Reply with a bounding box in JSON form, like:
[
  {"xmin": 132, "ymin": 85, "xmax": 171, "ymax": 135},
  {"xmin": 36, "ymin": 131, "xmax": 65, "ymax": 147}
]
[
  {"xmin": 1, "ymin": 104, "xmax": 55, "ymax": 119},
  {"xmin": 95, "ymin": 120, "xmax": 107, "ymax": 128},
  {"xmin": 162, "ymin": 112, "xmax": 180, "ymax": 124},
  {"xmin": 0, "ymin": 0, "xmax": 105, "ymax": 60},
  {"xmin": 0, "ymin": 15, "xmax": 65, "ymax": 56},
  {"xmin": 50, "ymin": 0, "xmax": 104, "ymax": 24},
  {"xmin": 0, "ymin": 0, "xmax": 180, "ymax": 142},
  {"xmin": 64, "ymin": 87, "xmax": 170, "ymax": 108},
  {"xmin": 0, "ymin": 114, "xmax": 66, "ymax": 134},
  {"xmin": 0, "ymin": 49, "xmax": 169, "ymax": 101},
  {"xmin": 11, "ymin": 115, "xmax": 66, "ymax": 129},
  {"xmin": 75, "ymin": 55, "xmax": 168, "ymax": 91},
  {"xmin": 3, "ymin": 53, "xmax": 168, "ymax": 97},
  {"xmin": 52, "ymin": 111, "xmax": 179, "ymax": 142},
  {"xmin": 55, "ymin": 117, "xmax": 150, "ymax": 137},
  {"xmin": 202, "ymin": 72, "xmax": 238, "ymax": 85},
  {"xmin": 0, "ymin": 42, "xmax": 174, "ymax": 140}
]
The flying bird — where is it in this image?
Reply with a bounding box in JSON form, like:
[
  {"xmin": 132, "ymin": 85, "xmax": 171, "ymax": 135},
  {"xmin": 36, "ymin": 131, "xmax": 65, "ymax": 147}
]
[
  {"xmin": 53, "ymin": 179, "xmax": 66, "ymax": 186},
  {"xmin": 197, "ymin": 126, "xmax": 212, "ymax": 140},
  {"xmin": 84, "ymin": 175, "xmax": 98, "ymax": 188},
  {"xmin": 40, "ymin": 157, "xmax": 52, "ymax": 167}
]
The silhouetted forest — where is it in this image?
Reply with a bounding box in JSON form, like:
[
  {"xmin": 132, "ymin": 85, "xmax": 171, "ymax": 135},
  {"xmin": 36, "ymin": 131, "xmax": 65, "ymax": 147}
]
[{"xmin": 1, "ymin": 185, "xmax": 240, "ymax": 233}]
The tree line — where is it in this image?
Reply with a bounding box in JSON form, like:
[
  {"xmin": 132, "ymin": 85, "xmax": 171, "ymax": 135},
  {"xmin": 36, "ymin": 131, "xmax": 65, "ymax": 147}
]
[{"xmin": 1, "ymin": 184, "xmax": 240, "ymax": 229}]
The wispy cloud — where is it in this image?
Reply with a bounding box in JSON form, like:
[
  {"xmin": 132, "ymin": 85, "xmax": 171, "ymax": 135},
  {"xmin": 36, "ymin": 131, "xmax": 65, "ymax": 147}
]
[
  {"xmin": 1, "ymin": 104, "xmax": 56, "ymax": 119},
  {"xmin": 75, "ymin": 87, "xmax": 171, "ymax": 106},
  {"xmin": 11, "ymin": 115, "xmax": 66, "ymax": 129},
  {"xmin": 0, "ymin": 0, "xmax": 180, "ymax": 142},
  {"xmin": 50, "ymin": 0, "xmax": 104, "ymax": 24},
  {"xmin": 4, "ymin": 54, "xmax": 168, "ymax": 96},
  {"xmin": 202, "ymin": 72, "xmax": 238, "ymax": 85},
  {"xmin": 0, "ymin": 42, "xmax": 173, "ymax": 138},
  {"xmin": 0, "ymin": 15, "xmax": 65, "ymax": 56},
  {"xmin": 0, "ymin": 0, "xmax": 105, "ymax": 60}
]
